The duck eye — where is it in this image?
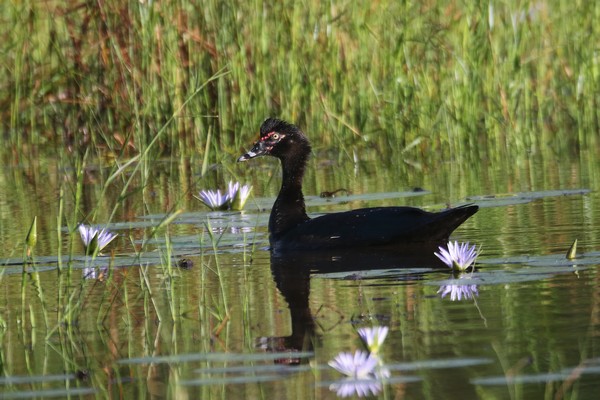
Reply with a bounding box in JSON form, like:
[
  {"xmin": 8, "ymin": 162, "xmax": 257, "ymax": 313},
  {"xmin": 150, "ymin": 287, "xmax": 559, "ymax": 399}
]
[{"xmin": 271, "ymin": 133, "xmax": 280, "ymax": 140}]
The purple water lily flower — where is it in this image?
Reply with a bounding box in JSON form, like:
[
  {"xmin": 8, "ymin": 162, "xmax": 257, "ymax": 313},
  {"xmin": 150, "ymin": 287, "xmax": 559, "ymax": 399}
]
[
  {"xmin": 196, "ymin": 189, "xmax": 230, "ymax": 210},
  {"xmin": 197, "ymin": 181, "xmax": 252, "ymax": 210},
  {"xmin": 435, "ymin": 241, "xmax": 480, "ymax": 270},
  {"xmin": 78, "ymin": 224, "xmax": 118, "ymax": 254},
  {"xmin": 227, "ymin": 181, "xmax": 240, "ymax": 197}
]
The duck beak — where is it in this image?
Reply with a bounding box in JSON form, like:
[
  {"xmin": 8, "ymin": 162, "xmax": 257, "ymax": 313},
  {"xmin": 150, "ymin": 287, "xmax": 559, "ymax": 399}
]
[{"xmin": 237, "ymin": 140, "xmax": 267, "ymax": 162}]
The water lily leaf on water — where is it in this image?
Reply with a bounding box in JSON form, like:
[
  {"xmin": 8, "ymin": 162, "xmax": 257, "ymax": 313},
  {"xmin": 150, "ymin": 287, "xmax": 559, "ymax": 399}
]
[
  {"xmin": 471, "ymin": 372, "xmax": 570, "ymax": 385},
  {"xmin": 3, "ymin": 265, "xmax": 58, "ymax": 275},
  {"xmin": 2, "ymin": 255, "xmax": 64, "ymax": 266},
  {"xmin": 524, "ymin": 257, "xmax": 596, "ymax": 268},
  {"xmin": 306, "ymin": 190, "xmax": 430, "ymax": 208},
  {"xmin": 0, "ymin": 387, "xmax": 96, "ymax": 399},
  {"xmin": 386, "ymin": 357, "xmax": 494, "ymax": 371},
  {"xmin": 118, "ymin": 351, "xmax": 314, "ymax": 365},
  {"xmin": 1, "ymin": 253, "xmax": 182, "ymax": 275},
  {"xmin": 466, "ymin": 188, "xmax": 590, "ymax": 208},
  {"xmin": 315, "ymin": 268, "xmax": 434, "ymax": 280},
  {"xmin": 140, "ymin": 231, "xmax": 266, "ymax": 255},
  {"xmin": 182, "ymin": 363, "xmax": 316, "ymax": 386},
  {"xmin": 472, "ymin": 359, "xmax": 600, "ymax": 386},
  {"xmin": 1, "ymin": 241, "xmax": 260, "ymax": 274},
  {"xmin": 179, "ymin": 374, "xmax": 284, "ymax": 386},
  {"xmin": 137, "ymin": 209, "xmax": 267, "ymax": 223},
  {"xmin": 194, "ymin": 364, "xmax": 313, "ymax": 375},
  {"xmin": 60, "ymin": 220, "xmax": 160, "ymax": 232},
  {"xmin": 0, "ymin": 373, "xmax": 81, "ymax": 384},
  {"xmin": 480, "ymin": 251, "xmax": 600, "ymax": 267},
  {"xmin": 478, "ymin": 255, "xmax": 545, "ymax": 265},
  {"xmin": 426, "ymin": 265, "xmax": 585, "ymax": 287}
]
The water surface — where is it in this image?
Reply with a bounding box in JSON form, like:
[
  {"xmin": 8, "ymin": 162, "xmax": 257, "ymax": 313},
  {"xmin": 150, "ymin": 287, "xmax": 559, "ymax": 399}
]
[{"xmin": 1, "ymin": 151, "xmax": 599, "ymax": 399}]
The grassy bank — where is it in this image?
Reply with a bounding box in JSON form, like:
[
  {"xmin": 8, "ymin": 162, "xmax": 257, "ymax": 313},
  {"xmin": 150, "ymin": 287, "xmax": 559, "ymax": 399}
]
[{"xmin": 2, "ymin": 0, "xmax": 598, "ymax": 163}]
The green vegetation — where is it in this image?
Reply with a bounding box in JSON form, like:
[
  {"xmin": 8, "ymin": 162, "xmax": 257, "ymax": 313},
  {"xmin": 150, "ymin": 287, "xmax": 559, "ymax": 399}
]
[
  {"xmin": 1, "ymin": 1, "xmax": 600, "ymax": 398},
  {"xmin": 2, "ymin": 0, "xmax": 598, "ymax": 164}
]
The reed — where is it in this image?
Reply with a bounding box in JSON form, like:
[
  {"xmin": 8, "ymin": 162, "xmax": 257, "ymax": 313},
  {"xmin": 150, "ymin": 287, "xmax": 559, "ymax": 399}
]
[
  {"xmin": 1, "ymin": 1, "xmax": 597, "ymax": 165},
  {"xmin": 204, "ymin": 220, "xmax": 230, "ymax": 321}
]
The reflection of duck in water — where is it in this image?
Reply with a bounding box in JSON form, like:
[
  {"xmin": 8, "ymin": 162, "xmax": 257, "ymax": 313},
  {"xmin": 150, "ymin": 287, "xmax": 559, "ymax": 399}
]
[
  {"xmin": 259, "ymin": 248, "xmax": 448, "ymax": 364},
  {"xmin": 256, "ymin": 259, "xmax": 315, "ymax": 365},
  {"xmin": 238, "ymin": 118, "xmax": 478, "ymax": 252}
]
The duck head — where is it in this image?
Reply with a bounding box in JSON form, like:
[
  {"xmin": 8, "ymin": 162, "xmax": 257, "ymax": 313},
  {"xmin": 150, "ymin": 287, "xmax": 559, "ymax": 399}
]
[{"xmin": 237, "ymin": 118, "xmax": 310, "ymax": 162}]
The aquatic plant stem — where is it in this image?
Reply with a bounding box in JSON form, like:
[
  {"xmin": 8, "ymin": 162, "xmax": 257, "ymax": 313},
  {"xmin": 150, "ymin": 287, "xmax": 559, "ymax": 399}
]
[
  {"xmin": 57, "ymin": 187, "xmax": 64, "ymax": 273},
  {"xmin": 205, "ymin": 220, "xmax": 229, "ymax": 326},
  {"xmin": 139, "ymin": 264, "xmax": 164, "ymax": 323},
  {"xmin": 161, "ymin": 231, "xmax": 178, "ymax": 322},
  {"xmin": 201, "ymin": 126, "xmax": 212, "ymax": 177}
]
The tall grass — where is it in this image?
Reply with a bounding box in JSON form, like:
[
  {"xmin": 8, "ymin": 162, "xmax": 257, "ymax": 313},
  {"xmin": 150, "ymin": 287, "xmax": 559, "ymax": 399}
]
[{"xmin": 1, "ymin": 1, "xmax": 598, "ymax": 165}]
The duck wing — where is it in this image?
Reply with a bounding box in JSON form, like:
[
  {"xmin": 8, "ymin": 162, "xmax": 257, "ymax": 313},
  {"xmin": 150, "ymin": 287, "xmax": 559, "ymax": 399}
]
[{"xmin": 272, "ymin": 204, "xmax": 478, "ymax": 251}]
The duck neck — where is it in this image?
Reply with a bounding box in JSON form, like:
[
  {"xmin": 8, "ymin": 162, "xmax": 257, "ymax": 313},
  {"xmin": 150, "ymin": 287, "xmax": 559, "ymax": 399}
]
[{"xmin": 269, "ymin": 149, "xmax": 310, "ymax": 240}]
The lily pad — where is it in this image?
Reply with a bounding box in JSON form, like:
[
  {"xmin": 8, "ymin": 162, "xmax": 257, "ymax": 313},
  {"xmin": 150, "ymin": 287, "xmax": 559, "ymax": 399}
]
[
  {"xmin": 471, "ymin": 372, "xmax": 570, "ymax": 385},
  {"xmin": 118, "ymin": 351, "xmax": 314, "ymax": 364},
  {"xmin": 179, "ymin": 374, "xmax": 285, "ymax": 386},
  {"xmin": 386, "ymin": 357, "xmax": 494, "ymax": 371},
  {"xmin": 0, "ymin": 387, "xmax": 96, "ymax": 399},
  {"xmin": 480, "ymin": 251, "xmax": 600, "ymax": 267},
  {"xmin": 425, "ymin": 265, "xmax": 585, "ymax": 287},
  {"xmin": 305, "ymin": 190, "xmax": 430, "ymax": 208},
  {"xmin": 315, "ymin": 268, "xmax": 434, "ymax": 280},
  {"xmin": 0, "ymin": 374, "xmax": 80, "ymax": 385},
  {"xmin": 466, "ymin": 188, "xmax": 590, "ymax": 208},
  {"xmin": 182, "ymin": 363, "xmax": 316, "ymax": 386},
  {"xmin": 194, "ymin": 364, "xmax": 313, "ymax": 375}
]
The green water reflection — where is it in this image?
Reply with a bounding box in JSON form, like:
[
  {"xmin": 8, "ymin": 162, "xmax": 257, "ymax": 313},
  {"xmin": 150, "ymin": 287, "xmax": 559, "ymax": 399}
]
[{"xmin": 1, "ymin": 152, "xmax": 600, "ymax": 399}]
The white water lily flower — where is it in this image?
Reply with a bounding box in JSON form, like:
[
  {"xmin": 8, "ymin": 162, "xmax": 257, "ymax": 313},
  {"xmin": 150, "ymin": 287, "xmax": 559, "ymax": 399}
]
[
  {"xmin": 196, "ymin": 189, "xmax": 230, "ymax": 210},
  {"xmin": 434, "ymin": 241, "xmax": 480, "ymax": 270},
  {"xmin": 328, "ymin": 351, "xmax": 378, "ymax": 379},
  {"xmin": 228, "ymin": 181, "xmax": 252, "ymax": 210},
  {"xmin": 357, "ymin": 326, "xmax": 389, "ymax": 354},
  {"xmin": 438, "ymin": 284, "xmax": 479, "ymax": 301},
  {"xmin": 197, "ymin": 182, "xmax": 252, "ymax": 211},
  {"xmin": 78, "ymin": 224, "xmax": 118, "ymax": 254},
  {"xmin": 227, "ymin": 181, "xmax": 240, "ymax": 198}
]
